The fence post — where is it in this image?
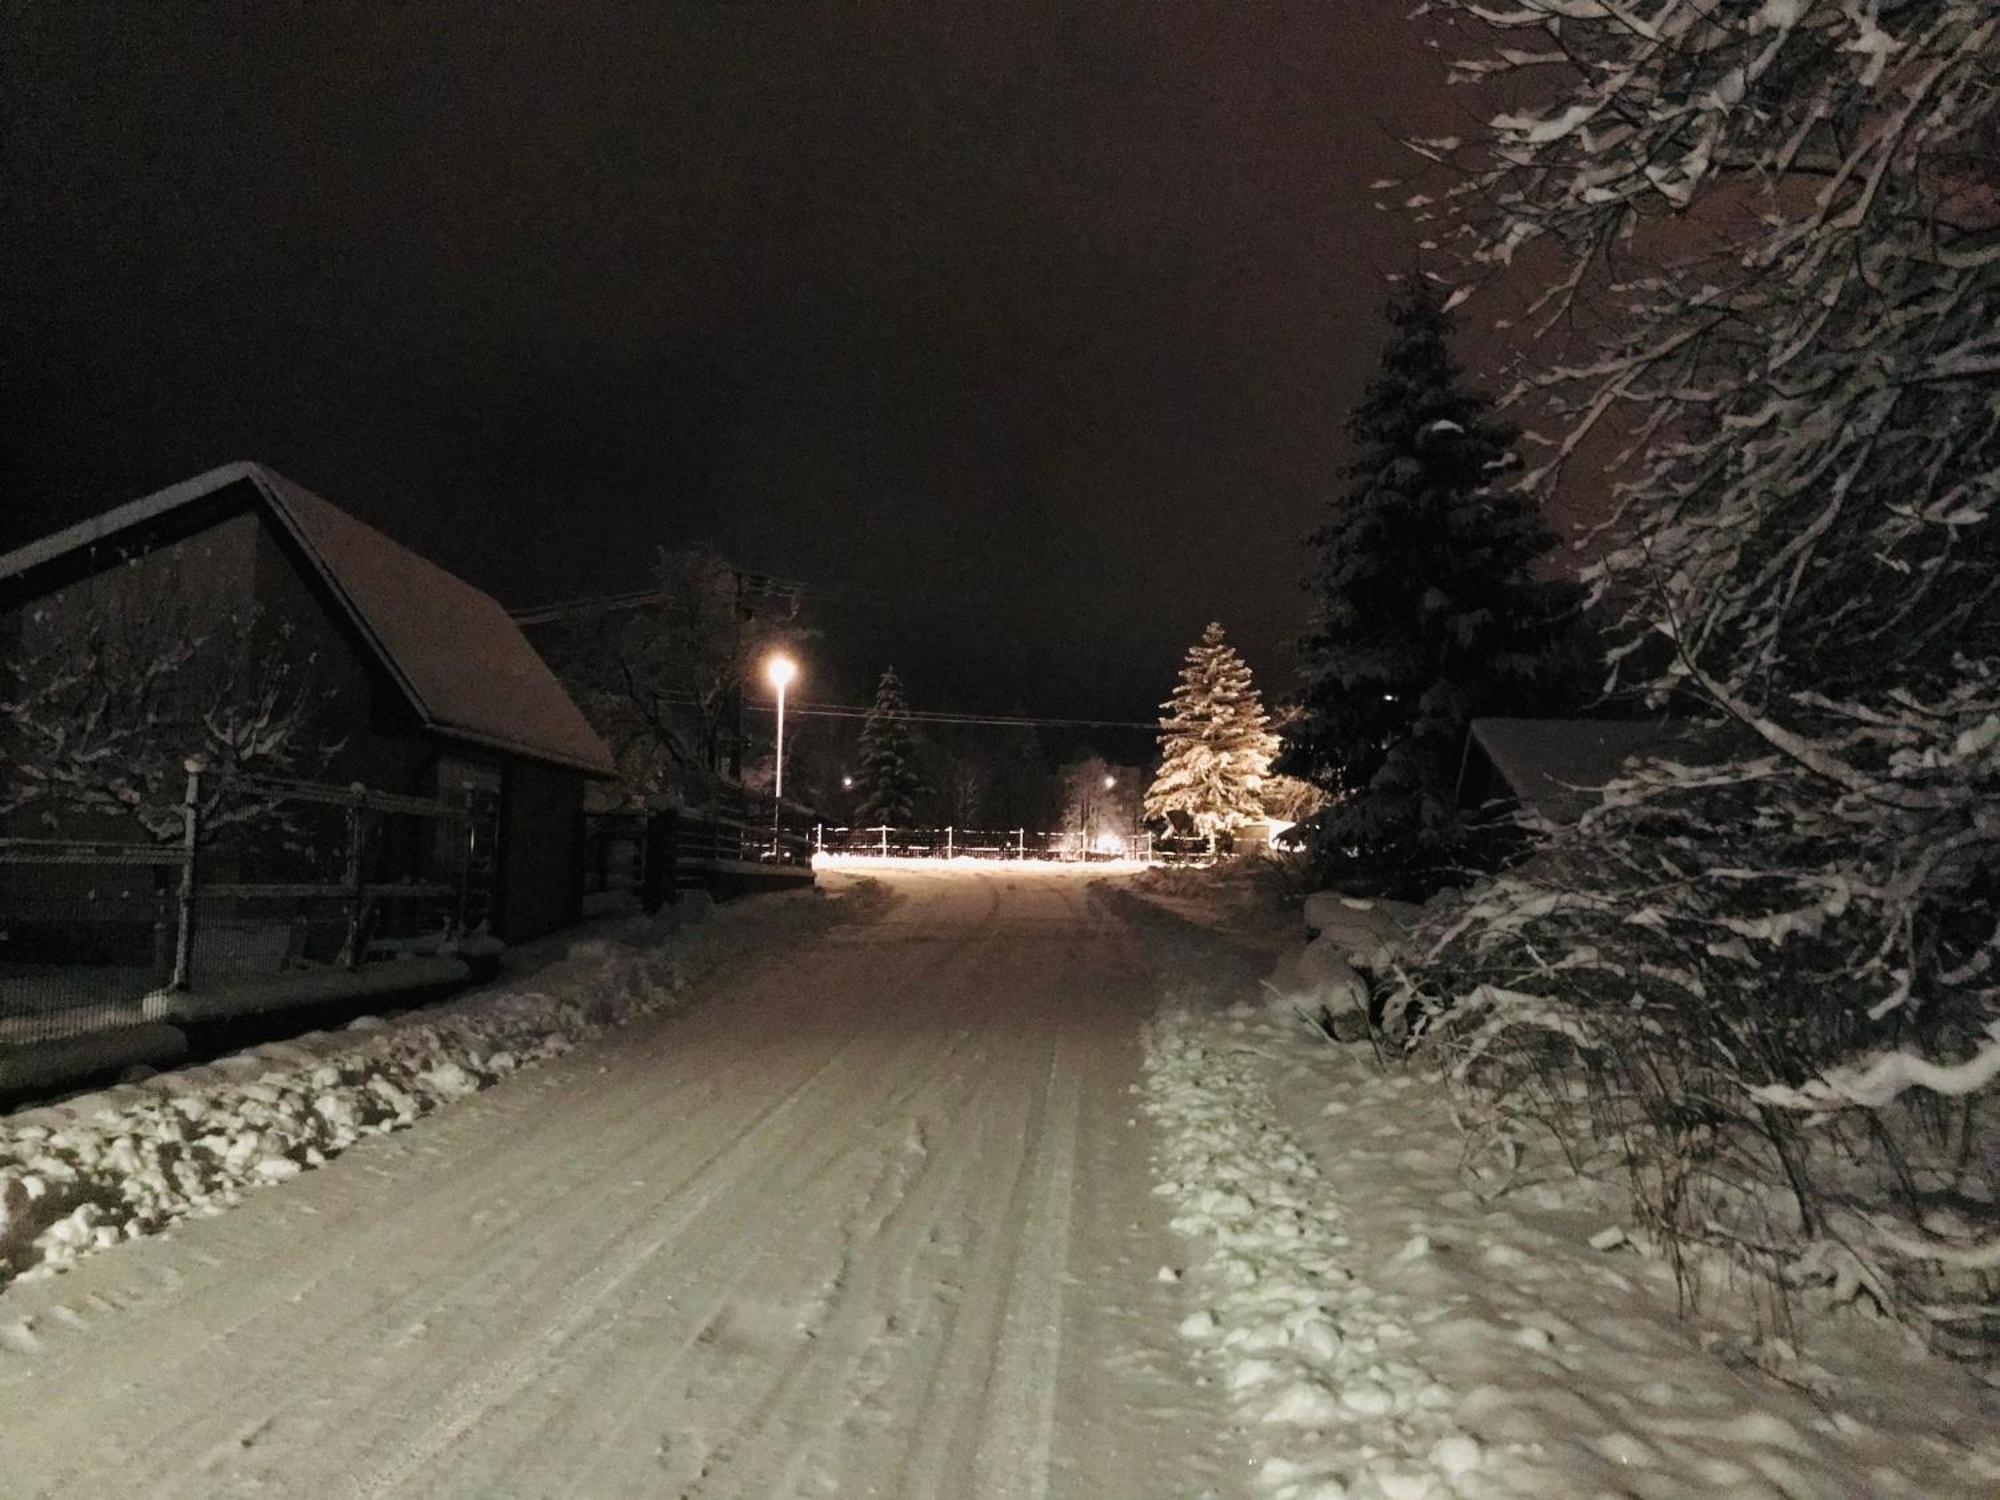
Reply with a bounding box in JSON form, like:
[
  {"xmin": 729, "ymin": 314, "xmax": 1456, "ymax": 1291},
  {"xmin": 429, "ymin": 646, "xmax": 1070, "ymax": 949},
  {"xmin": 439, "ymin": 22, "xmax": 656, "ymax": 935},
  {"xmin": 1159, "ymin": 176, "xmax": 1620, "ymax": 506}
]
[
  {"xmin": 880, "ymin": 824, "xmax": 889, "ymax": 858},
  {"xmin": 815, "ymin": 822, "xmax": 823, "ymax": 855},
  {"xmin": 1016, "ymin": 828, "xmax": 1024, "ymax": 860},
  {"xmin": 343, "ymin": 785, "xmax": 367, "ymax": 970},
  {"xmin": 170, "ymin": 762, "xmax": 202, "ymax": 991},
  {"xmin": 1144, "ymin": 830, "xmax": 1153, "ymax": 865},
  {"xmin": 945, "ymin": 826, "xmax": 954, "ymax": 860}
]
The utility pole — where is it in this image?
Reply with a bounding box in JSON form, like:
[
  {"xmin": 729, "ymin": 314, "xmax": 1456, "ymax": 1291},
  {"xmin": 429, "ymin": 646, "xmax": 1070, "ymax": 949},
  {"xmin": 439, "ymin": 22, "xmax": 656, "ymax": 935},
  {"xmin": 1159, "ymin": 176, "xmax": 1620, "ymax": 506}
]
[{"xmin": 726, "ymin": 569, "xmax": 747, "ymax": 782}]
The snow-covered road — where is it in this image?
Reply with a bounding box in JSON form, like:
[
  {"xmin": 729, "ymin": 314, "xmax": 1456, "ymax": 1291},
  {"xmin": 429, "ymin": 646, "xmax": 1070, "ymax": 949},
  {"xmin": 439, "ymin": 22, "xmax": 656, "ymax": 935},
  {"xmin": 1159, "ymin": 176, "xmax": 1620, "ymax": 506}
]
[{"xmin": 0, "ymin": 869, "xmax": 1235, "ymax": 1499}]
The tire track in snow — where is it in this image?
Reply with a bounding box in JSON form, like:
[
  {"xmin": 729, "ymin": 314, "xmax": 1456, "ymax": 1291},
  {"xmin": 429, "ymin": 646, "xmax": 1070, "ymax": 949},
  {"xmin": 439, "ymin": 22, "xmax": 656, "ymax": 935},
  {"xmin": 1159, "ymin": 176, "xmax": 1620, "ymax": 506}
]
[
  {"xmin": 342, "ymin": 1003, "xmax": 929, "ymax": 1498},
  {"xmin": 678, "ymin": 916, "xmax": 1071, "ymax": 1496},
  {"xmin": 557, "ymin": 1036, "xmax": 976, "ymax": 1495},
  {"xmin": 970, "ymin": 1024, "xmax": 1078, "ymax": 1500},
  {"xmin": 346, "ymin": 912, "xmax": 1000, "ymax": 1499},
  {"xmin": 17, "ymin": 978, "xmax": 893, "ymax": 1499},
  {"xmin": 0, "ymin": 871, "xmax": 1236, "ymax": 1500}
]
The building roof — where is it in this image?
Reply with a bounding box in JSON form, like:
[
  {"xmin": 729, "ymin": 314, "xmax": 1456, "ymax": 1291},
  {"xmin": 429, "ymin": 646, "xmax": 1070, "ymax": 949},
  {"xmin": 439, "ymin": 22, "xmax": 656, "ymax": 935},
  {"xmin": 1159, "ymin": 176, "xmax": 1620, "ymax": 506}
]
[
  {"xmin": 0, "ymin": 462, "xmax": 618, "ymax": 778},
  {"xmin": 1466, "ymin": 717, "xmax": 1720, "ymax": 828}
]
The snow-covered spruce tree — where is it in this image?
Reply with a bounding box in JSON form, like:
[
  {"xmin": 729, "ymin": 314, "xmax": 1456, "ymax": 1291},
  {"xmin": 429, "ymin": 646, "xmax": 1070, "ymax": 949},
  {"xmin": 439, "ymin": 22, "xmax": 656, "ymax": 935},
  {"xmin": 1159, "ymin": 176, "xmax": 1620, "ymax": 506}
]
[
  {"xmin": 1144, "ymin": 623, "xmax": 1280, "ymax": 841},
  {"xmin": 1279, "ymin": 282, "xmax": 1582, "ymax": 896},
  {"xmin": 855, "ymin": 667, "xmax": 925, "ymax": 827},
  {"xmin": 1396, "ymin": 1, "xmax": 2000, "ymax": 1349}
]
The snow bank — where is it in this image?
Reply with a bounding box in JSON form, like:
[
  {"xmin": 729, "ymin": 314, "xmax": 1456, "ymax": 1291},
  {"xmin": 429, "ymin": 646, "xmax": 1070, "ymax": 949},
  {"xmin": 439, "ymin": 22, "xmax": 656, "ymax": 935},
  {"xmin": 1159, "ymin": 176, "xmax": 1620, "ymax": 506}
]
[
  {"xmin": 1132, "ymin": 884, "xmax": 2000, "ymax": 1499},
  {"xmin": 1299, "ymin": 892, "xmax": 1421, "ymax": 968},
  {"xmin": 0, "ymin": 890, "xmax": 833, "ymax": 1294},
  {"xmin": 1145, "ymin": 1003, "xmax": 1481, "ymax": 1500},
  {"xmin": 1262, "ymin": 934, "xmax": 1371, "ymax": 1035}
]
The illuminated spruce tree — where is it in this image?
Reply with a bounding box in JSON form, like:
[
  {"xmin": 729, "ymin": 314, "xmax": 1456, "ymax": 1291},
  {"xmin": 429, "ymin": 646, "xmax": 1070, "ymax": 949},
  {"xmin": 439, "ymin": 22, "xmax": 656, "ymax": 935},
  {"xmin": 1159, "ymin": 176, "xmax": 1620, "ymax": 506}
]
[
  {"xmin": 1279, "ymin": 282, "xmax": 1579, "ymax": 894},
  {"xmin": 1144, "ymin": 622, "xmax": 1279, "ymax": 839},
  {"xmin": 855, "ymin": 667, "xmax": 924, "ymax": 827}
]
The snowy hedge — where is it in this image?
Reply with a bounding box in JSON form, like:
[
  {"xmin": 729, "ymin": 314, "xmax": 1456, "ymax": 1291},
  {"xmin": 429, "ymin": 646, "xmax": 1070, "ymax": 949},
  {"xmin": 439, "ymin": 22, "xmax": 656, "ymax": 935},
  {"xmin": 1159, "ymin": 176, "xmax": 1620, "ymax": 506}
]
[
  {"xmin": 1388, "ymin": 0, "xmax": 2000, "ymax": 1356},
  {"xmin": 1394, "ymin": 734, "xmax": 1998, "ymax": 1355}
]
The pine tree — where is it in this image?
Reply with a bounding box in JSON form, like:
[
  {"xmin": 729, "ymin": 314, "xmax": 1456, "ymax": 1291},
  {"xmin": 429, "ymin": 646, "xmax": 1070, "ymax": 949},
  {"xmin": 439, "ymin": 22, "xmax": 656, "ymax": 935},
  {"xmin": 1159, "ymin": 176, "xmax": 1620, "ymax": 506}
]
[
  {"xmin": 1144, "ymin": 623, "xmax": 1280, "ymax": 839},
  {"xmin": 855, "ymin": 667, "xmax": 925, "ymax": 827},
  {"xmin": 1279, "ymin": 283, "xmax": 1580, "ymax": 893}
]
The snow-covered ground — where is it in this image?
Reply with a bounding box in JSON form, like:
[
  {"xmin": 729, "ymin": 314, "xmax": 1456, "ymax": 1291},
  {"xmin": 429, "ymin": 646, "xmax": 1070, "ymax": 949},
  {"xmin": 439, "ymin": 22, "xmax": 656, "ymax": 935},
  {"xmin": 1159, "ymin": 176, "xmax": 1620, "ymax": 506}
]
[
  {"xmin": 0, "ymin": 867, "xmax": 1234, "ymax": 1498},
  {"xmin": 1121, "ymin": 885, "xmax": 2000, "ymax": 1500},
  {"xmin": 0, "ymin": 891, "xmax": 812, "ymax": 1290},
  {"xmin": 5, "ymin": 862, "xmax": 1994, "ymax": 1498}
]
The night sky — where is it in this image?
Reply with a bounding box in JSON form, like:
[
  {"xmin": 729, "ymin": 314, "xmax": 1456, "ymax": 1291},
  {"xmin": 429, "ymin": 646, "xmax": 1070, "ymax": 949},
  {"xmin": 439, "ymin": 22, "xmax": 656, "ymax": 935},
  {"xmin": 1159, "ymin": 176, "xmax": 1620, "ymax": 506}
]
[{"xmin": 2, "ymin": 2, "xmax": 1505, "ymax": 730}]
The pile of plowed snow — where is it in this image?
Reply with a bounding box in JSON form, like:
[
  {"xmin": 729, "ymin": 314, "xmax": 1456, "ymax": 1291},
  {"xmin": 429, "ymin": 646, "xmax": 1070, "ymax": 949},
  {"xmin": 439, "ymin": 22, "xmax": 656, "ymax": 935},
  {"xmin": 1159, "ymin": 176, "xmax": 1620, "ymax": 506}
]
[{"xmin": 0, "ymin": 890, "xmax": 834, "ymax": 1292}]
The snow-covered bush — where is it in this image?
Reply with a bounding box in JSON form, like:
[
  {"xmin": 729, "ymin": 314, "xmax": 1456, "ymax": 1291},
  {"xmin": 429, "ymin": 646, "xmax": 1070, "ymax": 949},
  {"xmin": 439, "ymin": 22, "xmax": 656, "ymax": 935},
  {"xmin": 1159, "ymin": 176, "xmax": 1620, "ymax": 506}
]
[
  {"xmin": 1399, "ymin": 729, "xmax": 1998, "ymax": 1351},
  {"xmin": 1394, "ymin": 1, "xmax": 2000, "ymax": 1354}
]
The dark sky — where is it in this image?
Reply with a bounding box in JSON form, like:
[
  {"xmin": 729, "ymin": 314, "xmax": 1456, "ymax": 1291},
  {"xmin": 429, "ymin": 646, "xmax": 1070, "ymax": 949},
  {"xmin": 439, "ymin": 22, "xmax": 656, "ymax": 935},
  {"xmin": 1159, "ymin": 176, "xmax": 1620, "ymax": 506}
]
[{"xmin": 2, "ymin": 1, "xmax": 1496, "ymax": 727}]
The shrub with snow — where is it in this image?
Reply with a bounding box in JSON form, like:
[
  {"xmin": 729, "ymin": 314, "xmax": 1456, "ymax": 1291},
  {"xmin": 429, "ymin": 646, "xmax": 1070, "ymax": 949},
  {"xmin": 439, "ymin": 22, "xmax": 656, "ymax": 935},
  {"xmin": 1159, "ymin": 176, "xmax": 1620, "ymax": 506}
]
[{"xmin": 1387, "ymin": 0, "xmax": 2000, "ymax": 1356}]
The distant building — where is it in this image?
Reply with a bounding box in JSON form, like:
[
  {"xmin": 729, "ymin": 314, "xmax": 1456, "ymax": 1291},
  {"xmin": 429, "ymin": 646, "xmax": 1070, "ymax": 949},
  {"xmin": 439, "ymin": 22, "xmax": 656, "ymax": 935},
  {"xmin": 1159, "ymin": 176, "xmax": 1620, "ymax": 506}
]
[
  {"xmin": 1458, "ymin": 717, "xmax": 1725, "ymax": 832},
  {"xmin": 0, "ymin": 462, "xmax": 617, "ymax": 939}
]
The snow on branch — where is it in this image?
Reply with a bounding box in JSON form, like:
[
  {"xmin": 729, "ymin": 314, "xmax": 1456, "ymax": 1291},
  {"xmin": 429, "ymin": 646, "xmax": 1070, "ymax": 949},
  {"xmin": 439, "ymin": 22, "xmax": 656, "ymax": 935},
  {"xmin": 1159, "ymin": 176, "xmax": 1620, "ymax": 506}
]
[
  {"xmin": 1751, "ymin": 1022, "xmax": 2000, "ymax": 1113},
  {"xmin": 1399, "ymin": 0, "xmax": 2000, "ymax": 1355}
]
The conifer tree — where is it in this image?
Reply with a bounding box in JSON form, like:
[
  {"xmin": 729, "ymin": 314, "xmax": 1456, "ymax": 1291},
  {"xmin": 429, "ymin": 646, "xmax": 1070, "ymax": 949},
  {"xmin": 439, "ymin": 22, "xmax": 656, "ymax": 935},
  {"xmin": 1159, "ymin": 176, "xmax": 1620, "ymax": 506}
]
[
  {"xmin": 1279, "ymin": 283, "xmax": 1580, "ymax": 892},
  {"xmin": 855, "ymin": 667, "xmax": 925, "ymax": 827},
  {"xmin": 1144, "ymin": 622, "xmax": 1279, "ymax": 839}
]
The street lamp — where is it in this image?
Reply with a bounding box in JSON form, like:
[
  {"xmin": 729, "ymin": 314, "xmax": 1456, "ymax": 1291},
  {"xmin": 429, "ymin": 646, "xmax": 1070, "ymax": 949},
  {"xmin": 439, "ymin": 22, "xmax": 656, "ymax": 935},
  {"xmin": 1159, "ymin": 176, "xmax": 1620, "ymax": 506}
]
[{"xmin": 766, "ymin": 654, "xmax": 798, "ymax": 807}]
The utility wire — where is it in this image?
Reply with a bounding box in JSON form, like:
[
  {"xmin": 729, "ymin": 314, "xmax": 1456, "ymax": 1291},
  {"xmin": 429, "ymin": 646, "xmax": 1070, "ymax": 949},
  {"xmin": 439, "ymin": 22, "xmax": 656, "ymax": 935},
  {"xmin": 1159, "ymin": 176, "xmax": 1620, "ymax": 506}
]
[
  {"xmin": 508, "ymin": 571, "xmax": 1048, "ymax": 626},
  {"xmin": 510, "ymin": 575, "xmax": 1157, "ymax": 729},
  {"xmin": 747, "ymin": 700, "xmax": 1157, "ymax": 731},
  {"xmin": 550, "ymin": 681, "xmax": 1156, "ymax": 733}
]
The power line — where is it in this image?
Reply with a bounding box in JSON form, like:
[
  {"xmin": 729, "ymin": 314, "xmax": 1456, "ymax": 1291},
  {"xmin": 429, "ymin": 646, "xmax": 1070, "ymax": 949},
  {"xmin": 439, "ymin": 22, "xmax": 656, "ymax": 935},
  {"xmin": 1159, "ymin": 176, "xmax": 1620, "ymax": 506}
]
[
  {"xmin": 747, "ymin": 699, "xmax": 1157, "ymax": 731},
  {"xmin": 552, "ymin": 681, "xmax": 1156, "ymax": 733},
  {"xmin": 507, "ymin": 573, "xmax": 1159, "ymax": 730},
  {"xmin": 507, "ymin": 570, "xmax": 1047, "ymax": 626}
]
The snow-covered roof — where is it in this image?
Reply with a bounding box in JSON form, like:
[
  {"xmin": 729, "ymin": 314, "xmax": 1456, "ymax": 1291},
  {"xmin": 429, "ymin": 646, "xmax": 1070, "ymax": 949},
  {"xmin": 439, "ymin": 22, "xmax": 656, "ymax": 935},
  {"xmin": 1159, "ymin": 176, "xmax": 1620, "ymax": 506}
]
[
  {"xmin": 1466, "ymin": 717, "xmax": 1715, "ymax": 827},
  {"xmin": 0, "ymin": 462, "xmax": 617, "ymax": 778}
]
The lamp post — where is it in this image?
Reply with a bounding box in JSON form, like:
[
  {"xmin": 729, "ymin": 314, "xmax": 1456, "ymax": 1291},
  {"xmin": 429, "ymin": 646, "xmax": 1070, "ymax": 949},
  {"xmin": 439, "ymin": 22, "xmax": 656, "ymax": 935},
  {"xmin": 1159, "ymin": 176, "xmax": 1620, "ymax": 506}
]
[{"xmin": 766, "ymin": 653, "xmax": 798, "ymax": 851}]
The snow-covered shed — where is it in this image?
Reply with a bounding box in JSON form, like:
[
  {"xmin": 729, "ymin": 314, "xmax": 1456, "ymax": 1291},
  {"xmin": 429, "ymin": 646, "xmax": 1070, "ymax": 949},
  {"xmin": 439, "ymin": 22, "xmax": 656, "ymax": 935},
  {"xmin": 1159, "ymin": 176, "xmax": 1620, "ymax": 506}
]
[
  {"xmin": 1458, "ymin": 717, "xmax": 1717, "ymax": 831},
  {"xmin": 0, "ymin": 462, "xmax": 617, "ymax": 939}
]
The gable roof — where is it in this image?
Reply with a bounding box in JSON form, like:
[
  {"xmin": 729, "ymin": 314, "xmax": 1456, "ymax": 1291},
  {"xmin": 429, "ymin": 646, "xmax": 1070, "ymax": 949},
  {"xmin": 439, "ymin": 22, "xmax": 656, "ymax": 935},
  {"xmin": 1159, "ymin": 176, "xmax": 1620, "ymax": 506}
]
[
  {"xmin": 0, "ymin": 462, "xmax": 617, "ymax": 778},
  {"xmin": 1466, "ymin": 717, "xmax": 1722, "ymax": 828}
]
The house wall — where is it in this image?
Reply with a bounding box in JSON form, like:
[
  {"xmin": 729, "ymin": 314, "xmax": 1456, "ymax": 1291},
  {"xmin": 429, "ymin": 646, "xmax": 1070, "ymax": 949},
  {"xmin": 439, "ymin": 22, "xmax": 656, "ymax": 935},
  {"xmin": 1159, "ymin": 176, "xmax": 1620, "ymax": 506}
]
[
  {"xmin": 498, "ymin": 757, "xmax": 584, "ymax": 941},
  {"xmin": 244, "ymin": 515, "xmax": 437, "ymax": 795},
  {"xmin": 1, "ymin": 513, "xmax": 264, "ymax": 842},
  {"xmin": 7, "ymin": 508, "xmax": 262, "ymax": 657},
  {"xmin": 5, "ymin": 501, "xmax": 601, "ymax": 947}
]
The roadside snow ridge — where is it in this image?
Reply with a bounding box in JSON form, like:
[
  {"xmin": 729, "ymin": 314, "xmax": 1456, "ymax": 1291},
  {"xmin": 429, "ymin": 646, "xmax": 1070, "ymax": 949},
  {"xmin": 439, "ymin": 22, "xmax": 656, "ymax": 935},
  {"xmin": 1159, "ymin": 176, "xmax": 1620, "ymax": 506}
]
[{"xmin": 1145, "ymin": 1004, "xmax": 1482, "ymax": 1500}]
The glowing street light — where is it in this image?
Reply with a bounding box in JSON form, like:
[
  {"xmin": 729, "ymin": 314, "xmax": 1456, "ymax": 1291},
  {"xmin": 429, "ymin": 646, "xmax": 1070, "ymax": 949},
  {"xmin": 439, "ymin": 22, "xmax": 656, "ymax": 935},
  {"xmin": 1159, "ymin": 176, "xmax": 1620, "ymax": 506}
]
[
  {"xmin": 1103, "ymin": 774, "xmax": 1116, "ymax": 789},
  {"xmin": 766, "ymin": 654, "xmax": 799, "ymax": 810}
]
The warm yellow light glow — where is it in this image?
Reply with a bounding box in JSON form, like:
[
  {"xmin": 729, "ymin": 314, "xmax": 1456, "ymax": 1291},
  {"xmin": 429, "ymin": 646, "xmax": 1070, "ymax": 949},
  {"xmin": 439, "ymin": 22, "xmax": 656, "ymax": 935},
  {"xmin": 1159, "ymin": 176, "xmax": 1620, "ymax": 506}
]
[
  {"xmin": 1093, "ymin": 831, "xmax": 1127, "ymax": 855},
  {"xmin": 766, "ymin": 654, "xmax": 799, "ymax": 690}
]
